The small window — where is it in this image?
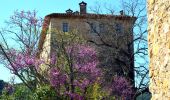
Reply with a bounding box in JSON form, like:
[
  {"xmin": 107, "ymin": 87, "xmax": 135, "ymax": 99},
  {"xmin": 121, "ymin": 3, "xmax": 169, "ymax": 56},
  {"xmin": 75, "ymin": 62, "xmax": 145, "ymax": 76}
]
[
  {"xmin": 90, "ymin": 23, "xmax": 97, "ymax": 33},
  {"xmin": 63, "ymin": 23, "xmax": 69, "ymax": 32},
  {"xmin": 115, "ymin": 23, "xmax": 123, "ymax": 33},
  {"xmin": 99, "ymin": 23, "xmax": 105, "ymax": 33}
]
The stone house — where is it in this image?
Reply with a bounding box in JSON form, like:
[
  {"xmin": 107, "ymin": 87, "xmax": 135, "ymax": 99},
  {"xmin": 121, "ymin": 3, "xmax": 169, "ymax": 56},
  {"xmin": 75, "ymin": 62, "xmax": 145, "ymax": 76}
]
[{"xmin": 38, "ymin": 1, "xmax": 136, "ymax": 85}]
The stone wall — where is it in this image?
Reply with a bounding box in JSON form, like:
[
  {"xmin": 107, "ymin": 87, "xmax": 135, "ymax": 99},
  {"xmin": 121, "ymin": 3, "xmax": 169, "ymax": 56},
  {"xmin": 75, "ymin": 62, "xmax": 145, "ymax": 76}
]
[
  {"xmin": 148, "ymin": 0, "xmax": 170, "ymax": 99},
  {"xmin": 40, "ymin": 23, "xmax": 51, "ymax": 62},
  {"xmin": 39, "ymin": 22, "xmax": 52, "ymax": 72}
]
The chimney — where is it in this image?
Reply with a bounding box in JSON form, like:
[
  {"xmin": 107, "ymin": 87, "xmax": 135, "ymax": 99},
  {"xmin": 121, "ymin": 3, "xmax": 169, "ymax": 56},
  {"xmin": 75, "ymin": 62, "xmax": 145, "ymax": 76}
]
[
  {"xmin": 74, "ymin": 11, "xmax": 79, "ymax": 15},
  {"xmin": 120, "ymin": 10, "xmax": 125, "ymax": 15},
  {"xmin": 79, "ymin": 1, "xmax": 87, "ymax": 14},
  {"xmin": 66, "ymin": 9, "xmax": 73, "ymax": 14}
]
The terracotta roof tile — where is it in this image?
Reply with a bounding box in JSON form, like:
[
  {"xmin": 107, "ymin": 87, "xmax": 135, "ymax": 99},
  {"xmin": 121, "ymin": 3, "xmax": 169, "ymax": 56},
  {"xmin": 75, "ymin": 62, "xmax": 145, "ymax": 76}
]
[{"xmin": 46, "ymin": 13, "xmax": 136, "ymax": 20}]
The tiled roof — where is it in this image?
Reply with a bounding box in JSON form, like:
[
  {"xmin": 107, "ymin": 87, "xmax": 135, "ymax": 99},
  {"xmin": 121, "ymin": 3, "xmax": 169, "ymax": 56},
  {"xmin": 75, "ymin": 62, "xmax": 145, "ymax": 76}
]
[{"xmin": 46, "ymin": 13, "xmax": 136, "ymax": 20}]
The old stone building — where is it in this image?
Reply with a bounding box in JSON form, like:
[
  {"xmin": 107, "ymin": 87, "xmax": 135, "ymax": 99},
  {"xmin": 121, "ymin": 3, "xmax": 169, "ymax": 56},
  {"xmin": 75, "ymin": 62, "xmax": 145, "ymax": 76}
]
[
  {"xmin": 38, "ymin": 1, "xmax": 136, "ymax": 85},
  {"xmin": 148, "ymin": 0, "xmax": 170, "ymax": 99}
]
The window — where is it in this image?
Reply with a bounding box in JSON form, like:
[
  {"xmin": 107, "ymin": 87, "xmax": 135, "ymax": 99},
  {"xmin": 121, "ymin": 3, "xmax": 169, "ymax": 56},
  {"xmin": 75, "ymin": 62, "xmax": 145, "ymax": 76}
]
[
  {"xmin": 115, "ymin": 23, "xmax": 123, "ymax": 34},
  {"xmin": 90, "ymin": 23, "xmax": 97, "ymax": 33},
  {"xmin": 99, "ymin": 23, "xmax": 105, "ymax": 33},
  {"xmin": 63, "ymin": 23, "xmax": 69, "ymax": 32}
]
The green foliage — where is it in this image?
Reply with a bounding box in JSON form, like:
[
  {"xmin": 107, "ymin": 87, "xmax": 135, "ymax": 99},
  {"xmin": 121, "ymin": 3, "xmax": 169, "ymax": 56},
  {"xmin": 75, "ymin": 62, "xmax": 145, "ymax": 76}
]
[
  {"xmin": 13, "ymin": 85, "xmax": 33, "ymax": 100},
  {"xmin": 86, "ymin": 82, "xmax": 108, "ymax": 100},
  {"xmin": 0, "ymin": 84, "xmax": 33, "ymax": 100},
  {"xmin": 33, "ymin": 85, "xmax": 61, "ymax": 100},
  {"xmin": 0, "ymin": 84, "xmax": 66, "ymax": 100},
  {"xmin": 0, "ymin": 91, "xmax": 13, "ymax": 100}
]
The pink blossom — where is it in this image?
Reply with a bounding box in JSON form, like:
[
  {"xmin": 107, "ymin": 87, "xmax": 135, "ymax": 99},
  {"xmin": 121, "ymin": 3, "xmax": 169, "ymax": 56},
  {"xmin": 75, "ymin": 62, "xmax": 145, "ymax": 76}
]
[
  {"xmin": 110, "ymin": 76, "xmax": 133, "ymax": 99},
  {"xmin": 74, "ymin": 79, "xmax": 90, "ymax": 90},
  {"xmin": 49, "ymin": 68, "xmax": 67, "ymax": 87},
  {"xmin": 25, "ymin": 56, "xmax": 34, "ymax": 65},
  {"xmin": 50, "ymin": 53, "xmax": 57, "ymax": 65},
  {"xmin": 6, "ymin": 49, "xmax": 43, "ymax": 73},
  {"xmin": 66, "ymin": 44, "xmax": 102, "ymax": 84},
  {"xmin": 65, "ymin": 92, "xmax": 84, "ymax": 100}
]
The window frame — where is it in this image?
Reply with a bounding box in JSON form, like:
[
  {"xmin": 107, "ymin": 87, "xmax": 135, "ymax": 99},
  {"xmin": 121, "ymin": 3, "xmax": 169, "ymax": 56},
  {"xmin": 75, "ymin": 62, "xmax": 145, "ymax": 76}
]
[
  {"xmin": 115, "ymin": 23, "xmax": 123, "ymax": 34},
  {"xmin": 62, "ymin": 22, "xmax": 69, "ymax": 32},
  {"xmin": 99, "ymin": 23, "xmax": 105, "ymax": 33},
  {"xmin": 90, "ymin": 22, "xmax": 97, "ymax": 33}
]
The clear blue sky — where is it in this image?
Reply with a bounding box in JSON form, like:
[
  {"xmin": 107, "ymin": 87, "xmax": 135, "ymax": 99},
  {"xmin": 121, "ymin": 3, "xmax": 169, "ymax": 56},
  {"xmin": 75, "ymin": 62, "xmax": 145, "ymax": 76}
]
[{"xmin": 0, "ymin": 0, "xmax": 121, "ymax": 82}]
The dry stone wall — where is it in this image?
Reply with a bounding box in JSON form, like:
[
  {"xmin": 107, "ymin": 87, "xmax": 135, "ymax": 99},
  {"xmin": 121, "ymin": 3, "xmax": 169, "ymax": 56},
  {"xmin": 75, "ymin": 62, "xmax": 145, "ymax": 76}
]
[{"xmin": 148, "ymin": 0, "xmax": 170, "ymax": 99}]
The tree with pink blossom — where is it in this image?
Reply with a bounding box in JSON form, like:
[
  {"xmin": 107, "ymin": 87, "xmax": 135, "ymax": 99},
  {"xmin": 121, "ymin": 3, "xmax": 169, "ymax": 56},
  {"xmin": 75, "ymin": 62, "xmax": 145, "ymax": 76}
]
[
  {"xmin": 0, "ymin": 10, "xmax": 134, "ymax": 100},
  {"xmin": 110, "ymin": 76, "xmax": 134, "ymax": 99},
  {"xmin": 48, "ymin": 42, "xmax": 102, "ymax": 99},
  {"xmin": 0, "ymin": 10, "xmax": 47, "ymax": 91}
]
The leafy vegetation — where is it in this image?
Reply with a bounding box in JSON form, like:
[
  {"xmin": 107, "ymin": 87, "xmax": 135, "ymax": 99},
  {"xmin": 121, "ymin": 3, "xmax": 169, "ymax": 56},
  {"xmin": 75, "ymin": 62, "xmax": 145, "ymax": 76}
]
[{"xmin": 0, "ymin": 10, "xmax": 134, "ymax": 100}]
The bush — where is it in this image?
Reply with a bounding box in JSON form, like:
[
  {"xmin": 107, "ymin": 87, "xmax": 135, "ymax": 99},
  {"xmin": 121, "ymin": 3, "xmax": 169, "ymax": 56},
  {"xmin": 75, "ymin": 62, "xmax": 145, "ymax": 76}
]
[{"xmin": 33, "ymin": 85, "xmax": 64, "ymax": 100}]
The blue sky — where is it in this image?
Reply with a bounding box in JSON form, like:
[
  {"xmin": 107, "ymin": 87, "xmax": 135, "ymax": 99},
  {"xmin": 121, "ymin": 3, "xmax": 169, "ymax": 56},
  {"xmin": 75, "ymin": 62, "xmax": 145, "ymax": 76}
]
[
  {"xmin": 0, "ymin": 0, "xmax": 121, "ymax": 27},
  {"xmin": 0, "ymin": 0, "xmax": 121, "ymax": 82}
]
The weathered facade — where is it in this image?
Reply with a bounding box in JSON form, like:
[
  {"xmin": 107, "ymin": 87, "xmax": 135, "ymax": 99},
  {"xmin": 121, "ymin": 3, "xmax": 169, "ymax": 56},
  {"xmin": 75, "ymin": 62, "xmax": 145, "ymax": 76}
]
[
  {"xmin": 148, "ymin": 0, "xmax": 170, "ymax": 99},
  {"xmin": 38, "ymin": 1, "xmax": 136, "ymax": 85}
]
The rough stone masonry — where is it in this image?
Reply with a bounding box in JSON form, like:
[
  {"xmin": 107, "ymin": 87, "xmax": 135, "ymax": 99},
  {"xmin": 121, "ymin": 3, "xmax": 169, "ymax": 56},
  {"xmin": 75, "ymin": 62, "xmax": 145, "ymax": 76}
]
[{"xmin": 148, "ymin": 0, "xmax": 170, "ymax": 99}]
